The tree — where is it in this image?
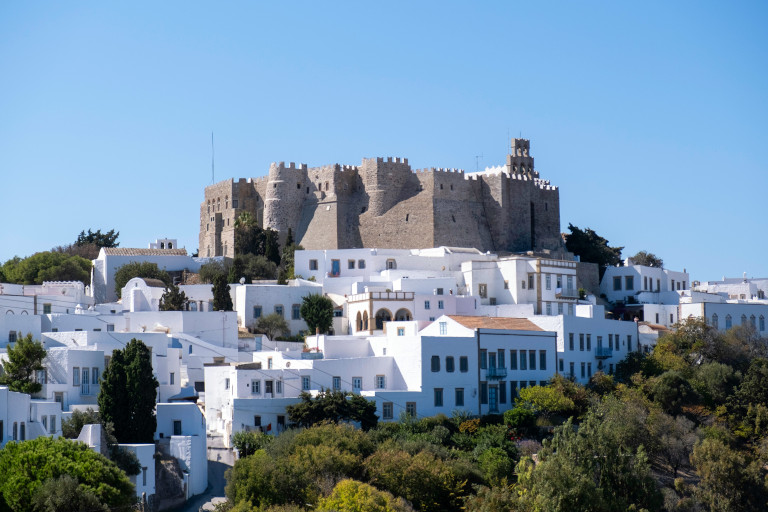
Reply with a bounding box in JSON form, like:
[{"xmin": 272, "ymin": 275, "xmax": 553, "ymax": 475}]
[
  {"xmin": 318, "ymin": 479, "xmax": 414, "ymax": 512},
  {"xmin": 0, "ymin": 251, "xmax": 91, "ymax": 285},
  {"xmin": 0, "ymin": 436, "xmax": 135, "ymax": 511},
  {"xmin": 159, "ymin": 283, "xmax": 188, "ymax": 311},
  {"xmin": 264, "ymin": 229, "xmax": 281, "ymax": 265},
  {"xmin": 113, "ymin": 261, "xmax": 172, "ymax": 298},
  {"xmin": 256, "ymin": 313, "xmax": 289, "ymax": 340},
  {"xmin": 212, "ymin": 274, "xmax": 233, "ymax": 311},
  {"xmin": 232, "ymin": 430, "xmax": 273, "ymax": 458},
  {"xmin": 286, "ymin": 390, "xmax": 378, "ymax": 430},
  {"xmin": 98, "ymin": 339, "xmax": 159, "ymax": 443},
  {"xmin": 76, "ymin": 228, "xmax": 120, "ymax": 248},
  {"xmin": 199, "ymin": 260, "xmax": 228, "ymax": 284},
  {"xmin": 0, "ymin": 333, "xmax": 46, "ymax": 394},
  {"xmin": 301, "ymin": 294, "xmax": 335, "ymax": 334},
  {"xmin": 61, "ymin": 408, "xmax": 101, "ymax": 438},
  {"xmin": 629, "ymin": 250, "xmax": 663, "ymax": 268},
  {"xmin": 564, "ymin": 223, "xmax": 623, "ymax": 278},
  {"xmin": 31, "ymin": 474, "xmax": 108, "ymax": 512}
]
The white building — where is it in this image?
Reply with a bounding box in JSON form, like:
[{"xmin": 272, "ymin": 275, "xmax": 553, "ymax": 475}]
[
  {"xmin": 601, "ymin": 262, "xmax": 689, "ymax": 305},
  {"xmin": 156, "ymin": 402, "xmax": 208, "ymax": 497},
  {"xmin": 0, "ymin": 281, "xmax": 93, "ymax": 316},
  {"xmin": 0, "ymin": 313, "xmax": 41, "ymax": 349},
  {"xmin": 680, "ymin": 301, "xmax": 768, "ymax": 333},
  {"xmin": 234, "ymin": 279, "xmax": 323, "ymax": 334},
  {"xmin": 203, "ymin": 315, "xmax": 558, "ymax": 443},
  {"xmin": 694, "ymin": 275, "xmax": 768, "ymax": 301},
  {"xmin": 0, "ymin": 386, "xmax": 61, "ymax": 446}
]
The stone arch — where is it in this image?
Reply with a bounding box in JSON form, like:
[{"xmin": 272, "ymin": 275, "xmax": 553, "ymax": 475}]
[
  {"xmin": 362, "ymin": 311, "xmax": 369, "ymax": 331},
  {"xmin": 394, "ymin": 308, "xmax": 412, "ymax": 321},
  {"xmin": 375, "ymin": 308, "xmax": 392, "ymax": 330},
  {"xmin": 356, "ymin": 311, "xmax": 362, "ymax": 331}
]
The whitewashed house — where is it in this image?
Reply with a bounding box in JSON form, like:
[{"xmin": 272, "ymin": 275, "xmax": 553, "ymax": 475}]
[{"xmin": 156, "ymin": 402, "xmax": 208, "ymax": 497}]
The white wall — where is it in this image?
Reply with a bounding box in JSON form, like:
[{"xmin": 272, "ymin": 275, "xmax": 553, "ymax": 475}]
[{"xmin": 121, "ymin": 444, "xmax": 156, "ymax": 499}]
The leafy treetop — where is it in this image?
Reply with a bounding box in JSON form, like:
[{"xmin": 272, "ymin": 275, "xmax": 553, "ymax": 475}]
[
  {"xmin": 0, "ymin": 333, "xmax": 46, "ymax": 394},
  {"xmin": 287, "ymin": 390, "xmax": 379, "ymax": 431},
  {"xmin": 76, "ymin": 228, "xmax": 120, "ymax": 248},
  {"xmin": 159, "ymin": 283, "xmax": 188, "ymax": 311},
  {"xmin": 301, "ymin": 294, "xmax": 335, "ymax": 335},
  {"xmin": 113, "ymin": 261, "xmax": 172, "ymax": 298},
  {"xmin": 564, "ymin": 223, "xmax": 623, "ymax": 278},
  {"xmin": 629, "ymin": 250, "xmax": 663, "ymax": 268}
]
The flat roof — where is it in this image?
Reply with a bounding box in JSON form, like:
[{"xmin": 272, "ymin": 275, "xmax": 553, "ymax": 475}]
[{"xmin": 447, "ymin": 315, "xmax": 543, "ymax": 331}]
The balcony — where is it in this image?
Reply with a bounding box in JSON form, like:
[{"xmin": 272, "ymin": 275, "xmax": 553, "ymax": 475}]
[
  {"xmin": 556, "ymin": 287, "xmax": 580, "ymax": 299},
  {"xmin": 595, "ymin": 346, "xmax": 613, "ymax": 359},
  {"xmin": 486, "ymin": 367, "xmax": 507, "ymax": 380}
]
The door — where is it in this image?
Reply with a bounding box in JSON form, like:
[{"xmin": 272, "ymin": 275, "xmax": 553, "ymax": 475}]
[
  {"xmin": 81, "ymin": 368, "xmax": 90, "ymax": 395},
  {"xmin": 331, "ymin": 259, "xmax": 340, "ymax": 276},
  {"xmin": 488, "ymin": 386, "xmax": 498, "ymax": 413}
]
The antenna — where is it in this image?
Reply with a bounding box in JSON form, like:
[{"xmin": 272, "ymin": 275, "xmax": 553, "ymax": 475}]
[
  {"xmin": 211, "ymin": 131, "xmax": 215, "ymax": 184},
  {"xmin": 475, "ymin": 154, "xmax": 483, "ymax": 172}
]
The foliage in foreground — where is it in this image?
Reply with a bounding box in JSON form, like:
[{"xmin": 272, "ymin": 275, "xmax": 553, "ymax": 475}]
[
  {"xmin": 0, "ymin": 437, "xmax": 135, "ymax": 511},
  {"xmin": 0, "ymin": 333, "xmax": 46, "ymax": 394}
]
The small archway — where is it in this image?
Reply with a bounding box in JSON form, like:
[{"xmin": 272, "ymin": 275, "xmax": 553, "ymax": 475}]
[
  {"xmin": 356, "ymin": 311, "xmax": 362, "ymax": 331},
  {"xmin": 375, "ymin": 309, "xmax": 392, "ymax": 330},
  {"xmin": 394, "ymin": 308, "xmax": 412, "ymax": 321},
  {"xmin": 362, "ymin": 311, "xmax": 369, "ymax": 331}
]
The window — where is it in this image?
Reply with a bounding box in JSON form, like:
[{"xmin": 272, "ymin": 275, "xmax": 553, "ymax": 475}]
[
  {"xmin": 627, "ymin": 335, "xmax": 633, "ymax": 351},
  {"xmin": 20, "ymin": 423, "xmax": 25, "ymax": 441},
  {"xmin": 353, "ymin": 377, "xmax": 362, "ymax": 392},
  {"xmin": 43, "ymin": 303, "xmax": 52, "ymax": 314},
  {"xmin": 711, "ymin": 314, "xmax": 718, "ymax": 329},
  {"xmin": 386, "ymin": 259, "xmax": 396, "ymax": 270},
  {"xmin": 267, "ymin": 357, "xmax": 273, "ymax": 369},
  {"xmin": 579, "ymin": 334, "xmax": 584, "ymax": 351},
  {"xmin": 521, "ymin": 280, "xmax": 526, "ymax": 289},
  {"xmin": 446, "ymin": 356, "xmax": 455, "ymax": 373},
  {"xmin": 586, "ymin": 334, "xmax": 592, "ymax": 351},
  {"xmin": 397, "ymin": 327, "xmax": 405, "ymax": 336},
  {"xmin": 528, "ymin": 275, "xmax": 534, "ymax": 290},
  {"xmin": 35, "ymin": 369, "xmax": 46, "ymax": 385},
  {"xmin": 497, "ymin": 350, "xmax": 505, "ymax": 368},
  {"xmin": 504, "ymin": 280, "xmax": 509, "ymax": 289},
  {"xmin": 539, "ymin": 350, "xmax": 547, "ymax": 370},
  {"xmin": 529, "ymin": 351, "xmax": 536, "ymax": 370},
  {"xmin": 276, "ymin": 381, "xmax": 282, "ymax": 393},
  {"xmin": 173, "ymin": 420, "xmax": 182, "ymax": 436},
  {"xmin": 431, "ymin": 355, "xmax": 441, "ymax": 372},
  {"xmin": 725, "ymin": 315, "xmax": 732, "ymax": 329},
  {"xmin": 383, "ymin": 402, "xmax": 393, "ymax": 419},
  {"xmin": 50, "ymin": 416, "xmax": 56, "ymax": 434},
  {"xmin": 546, "ymin": 302, "xmax": 552, "ymax": 315},
  {"xmin": 439, "ymin": 322, "xmax": 447, "ymax": 335},
  {"xmin": 358, "ymin": 259, "xmax": 366, "ymax": 269},
  {"xmin": 292, "ymin": 304, "xmax": 301, "ymax": 320},
  {"xmin": 455, "ymin": 388, "xmax": 464, "ymax": 406},
  {"xmin": 519, "ymin": 350, "xmax": 527, "ymax": 370},
  {"xmin": 480, "ymin": 382, "xmax": 488, "ymax": 404},
  {"xmin": 608, "ymin": 334, "xmax": 613, "ymax": 350},
  {"xmin": 761, "ymin": 316, "xmax": 765, "ymax": 331},
  {"xmin": 434, "ymin": 388, "xmax": 444, "ymax": 407},
  {"xmin": 232, "ymin": 199, "xmax": 238, "ymax": 208},
  {"xmin": 613, "ymin": 276, "xmax": 621, "ymax": 291},
  {"xmin": 406, "ymin": 402, "xmax": 416, "ymax": 416},
  {"xmin": 12, "ymin": 422, "xmax": 17, "ymax": 441},
  {"xmin": 333, "ymin": 376, "xmax": 341, "ymax": 390},
  {"xmin": 225, "ymin": 378, "xmax": 230, "ymax": 390},
  {"xmin": 479, "ymin": 284, "xmax": 487, "ymax": 298},
  {"xmin": 274, "ymin": 305, "xmax": 284, "ymax": 317},
  {"xmin": 741, "ymin": 314, "xmax": 747, "ymax": 326},
  {"xmin": 376, "ymin": 375, "xmax": 386, "ymax": 389},
  {"xmin": 559, "ymin": 358, "xmax": 564, "ymax": 372},
  {"xmin": 558, "ymin": 302, "xmax": 563, "ymax": 315},
  {"xmin": 499, "ymin": 381, "xmax": 507, "ymax": 404},
  {"xmin": 587, "ymin": 363, "xmax": 592, "ymax": 377},
  {"xmin": 252, "ymin": 380, "xmax": 260, "ymax": 394},
  {"xmin": 348, "ymin": 259, "xmax": 355, "ymax": 269},
  {"xmin": 424, "ymin": 300, "xmax": 431, "ymax": 310},
  {"xmin": 569, "ymin": 362, "xmax": 575, "ymax": 377},
  {"xmin": 302, "ymin": 376, "xmax": 310, "ymax": 391},
  {"xmin": 751, "ymin": 315, "xmax": 757, "ymax": 328},
  {"xmin": 511, "ymin": 381, "xmax": 518, "ymax": 398},
  {"xmin": 510, "ymin": 350, "xmax": 518, "ymax": 370},
  {"xmin": 438, "ymin": 300, "xmax": 444, "ymax": 310},
  {"xmin": 569, "ymin": 333, "xmax": 574, "ymax": 351},
  {"xmin": 253, "ymin": 306, "xmax": 262, "ymax": 319},
  {"xmin": 581, "ymin": 362, "xmax": 586, "ymax": 378},
  {"xmin": 170, "ymin": 372, "xmax": 175, "ymax": 385},
  {"xmin": 73, "ymin": 367, "xmax": 80, "ymax": 386},
  {"xmin": 480, "ymin": 349, "xmax": 487, "ymax": 369},
  {"xmin": 436, "ymin": 288, "xmax": 444, "ymax": 295},
  {"xmin": 625, "ymin": 276, "xmax": 634, "ymax": 290},
  {"xmin": 309, "ymin": 259, "xmax": 318, "ymax": 271},
  {"xmin": 459, "ymin": 356, "xmax": 468, "ymax": 372},
  {"xmin": 265, "ymin": 380, "xmax": 273, "ymax": 395},
  {"xmin": 546, "ymin": 274, "xmax": 551, "ymax": 290}
]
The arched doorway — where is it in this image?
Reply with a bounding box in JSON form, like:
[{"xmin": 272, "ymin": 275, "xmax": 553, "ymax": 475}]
[
  {"xmin": 375, "ymin": 309, "xmax": 392, "ymax": 330},
  {"xmin": 394, "ymin": 308, "xmax": 412, "ymax": 321}
]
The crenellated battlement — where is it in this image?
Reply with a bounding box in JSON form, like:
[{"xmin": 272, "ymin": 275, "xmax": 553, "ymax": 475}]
[{"xmin": 200, "ymin": 138, "xmax": 562, "ymax": 257}]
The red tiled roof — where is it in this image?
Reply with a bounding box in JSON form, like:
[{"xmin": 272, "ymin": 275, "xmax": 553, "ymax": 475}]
[{"xmin": 447, "ymin": 315, "xmax": 543, "ymax": 331}]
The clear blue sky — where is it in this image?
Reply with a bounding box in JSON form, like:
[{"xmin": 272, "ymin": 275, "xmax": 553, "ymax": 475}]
[{"xmin": 1, "ymin": 2, "xmax": 766, "ymax": 283}]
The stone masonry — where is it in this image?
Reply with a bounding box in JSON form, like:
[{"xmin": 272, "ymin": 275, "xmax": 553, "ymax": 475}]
[{"xmin": 199, "ymin": 139, "xmax": 561, "ymax": 257}]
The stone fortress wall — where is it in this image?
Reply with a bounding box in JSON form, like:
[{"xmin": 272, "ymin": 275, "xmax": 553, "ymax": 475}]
[{"xmin": 199, "ymin": 139, "xmax": 561, "ymax": 257}]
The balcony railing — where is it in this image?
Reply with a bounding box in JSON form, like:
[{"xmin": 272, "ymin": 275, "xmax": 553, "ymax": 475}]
[
  {"xmin": 556, "ymin": 287, "xmax": 580, "ymax": 299},
  {"xmin": 595, "ymin": 346, "xmax": 613, "ymax": 359},
  {"xmin": 486, "ymin": 367, "xmax": 507, "ymax": 380}
]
